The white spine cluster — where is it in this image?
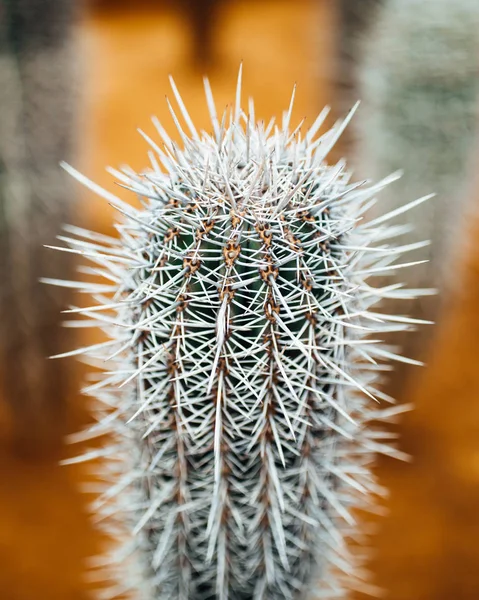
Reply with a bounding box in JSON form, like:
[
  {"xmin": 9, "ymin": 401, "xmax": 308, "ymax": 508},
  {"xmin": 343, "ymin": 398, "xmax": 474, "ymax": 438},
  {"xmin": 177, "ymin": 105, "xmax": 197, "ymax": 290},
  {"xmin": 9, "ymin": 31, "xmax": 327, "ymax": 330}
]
[{"xmin": 50, "ymin": 72, "xmax": 430, "ymax": 599}]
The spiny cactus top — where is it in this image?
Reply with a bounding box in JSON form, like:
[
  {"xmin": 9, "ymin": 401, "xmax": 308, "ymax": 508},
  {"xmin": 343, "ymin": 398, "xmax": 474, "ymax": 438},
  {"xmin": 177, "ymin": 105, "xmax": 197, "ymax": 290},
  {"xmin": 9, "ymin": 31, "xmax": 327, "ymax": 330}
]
[{"xmin": 51, "ymin": 72, "xmax": 430, "ymax": 600}]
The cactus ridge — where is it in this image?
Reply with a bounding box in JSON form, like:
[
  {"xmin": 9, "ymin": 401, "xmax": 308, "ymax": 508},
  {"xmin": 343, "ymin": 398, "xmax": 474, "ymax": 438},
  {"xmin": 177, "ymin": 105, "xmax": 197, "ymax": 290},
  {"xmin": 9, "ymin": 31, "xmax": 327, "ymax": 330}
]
[{"xmin": 52, "ymin": 72, "xmax": 429, "ymax": 599}]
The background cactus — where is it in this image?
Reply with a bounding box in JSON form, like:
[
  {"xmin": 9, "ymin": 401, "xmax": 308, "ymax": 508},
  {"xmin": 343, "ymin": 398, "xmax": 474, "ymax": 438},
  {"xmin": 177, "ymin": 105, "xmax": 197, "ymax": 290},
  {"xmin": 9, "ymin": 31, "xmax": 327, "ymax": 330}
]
[
  {"xmin": 55, "ymin": 75, "xmax": 428, "ymax": 599},
  {"xmin": 333, "ymin": 0, "xmax": 385, "ymax": 156},
  {"xmin": 0, "ymin": 0, "xmax": 79, "ymax": 453},
  {"xmin": 354, "ymin": 0, "xmax": 479, "ymax": 377}
]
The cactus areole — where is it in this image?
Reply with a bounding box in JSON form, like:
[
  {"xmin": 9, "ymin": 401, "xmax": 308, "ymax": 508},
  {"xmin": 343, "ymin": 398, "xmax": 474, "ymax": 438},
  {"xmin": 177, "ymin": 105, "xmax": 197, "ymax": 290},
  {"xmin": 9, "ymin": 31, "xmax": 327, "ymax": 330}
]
[{"xmin": 52, "ymin": 72, "xmax": 430, "ymax": 599}]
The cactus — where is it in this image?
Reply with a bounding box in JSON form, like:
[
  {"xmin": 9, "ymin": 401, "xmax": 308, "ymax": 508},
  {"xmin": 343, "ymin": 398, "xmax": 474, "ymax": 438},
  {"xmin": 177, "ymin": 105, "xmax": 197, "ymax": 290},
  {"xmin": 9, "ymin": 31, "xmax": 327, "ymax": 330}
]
[
  {"xmin": 0, "ymin": 0, "xmax": 78, "ymax": 452},
  {"xmin": 54, "ymin": 74, "xmax": 429, "ymax": 599},
  {"xmin": 355, "ymin": 0, "xmax": 479, "ymax": 370}
]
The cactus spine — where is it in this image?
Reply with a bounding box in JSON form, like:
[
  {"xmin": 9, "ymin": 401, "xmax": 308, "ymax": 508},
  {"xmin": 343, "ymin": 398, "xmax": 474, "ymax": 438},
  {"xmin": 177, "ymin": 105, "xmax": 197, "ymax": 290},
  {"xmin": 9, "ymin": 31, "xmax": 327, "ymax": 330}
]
[{"xmin": 55, "ymin": 74, "xmax": 427, "ymax": 599}]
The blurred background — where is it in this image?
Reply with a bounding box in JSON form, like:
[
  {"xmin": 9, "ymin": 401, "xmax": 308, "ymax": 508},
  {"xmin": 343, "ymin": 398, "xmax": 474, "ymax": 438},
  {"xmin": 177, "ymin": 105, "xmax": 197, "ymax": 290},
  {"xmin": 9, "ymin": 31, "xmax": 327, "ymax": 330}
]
[{"xmin": 0, "ymin": 0, "xmax": 479, "ymax": 598}]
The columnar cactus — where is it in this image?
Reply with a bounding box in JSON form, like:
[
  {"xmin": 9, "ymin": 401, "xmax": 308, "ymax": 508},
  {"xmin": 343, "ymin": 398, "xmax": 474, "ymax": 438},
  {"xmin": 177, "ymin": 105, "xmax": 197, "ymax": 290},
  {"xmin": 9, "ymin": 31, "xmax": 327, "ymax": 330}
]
[
  {"xmin": 334, "ymin": 0, "xmax": 385, "ymax": 155},
  {"xmin": 0, "ymin": 0, "xmax": 78, "ymax": 452},
  {"xmin": 356, "ymin": 0, "xmax": 479, "ymax": 333},
  {"xmin": 54, "ymin": 75, "xmax": 428, "ymax": 599}
]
